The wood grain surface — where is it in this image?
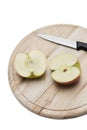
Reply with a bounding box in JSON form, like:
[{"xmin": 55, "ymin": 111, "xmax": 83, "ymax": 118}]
[{"xmin": 8, "ymin": 24, "xmax": 87, "ymax": 119}]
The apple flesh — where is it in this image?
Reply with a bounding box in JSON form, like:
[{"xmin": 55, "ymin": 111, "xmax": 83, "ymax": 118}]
[
  {"xmin": 49, "ymin": 53, "xmax": 81, "ymax": 85},
  {"xmin": 14, "ymin": 50, "xmax": 46, "ymax": 78}
]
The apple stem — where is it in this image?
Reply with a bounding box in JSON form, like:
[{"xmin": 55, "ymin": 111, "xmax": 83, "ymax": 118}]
[{"xmin": 31, "ymin": 72, "xmax": 33, "ymax": 75}]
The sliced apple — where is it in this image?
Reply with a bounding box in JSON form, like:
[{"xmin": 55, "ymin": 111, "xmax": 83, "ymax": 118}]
[
  {"xmin": 14, "ymin": 50, "xmax": 46, "ymax": 78},
  {"xmin": 49, "ymin": 53, "xmax": 81, "ymax": 85}
]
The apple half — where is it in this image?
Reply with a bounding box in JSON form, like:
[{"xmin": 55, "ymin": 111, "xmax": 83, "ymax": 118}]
[
  {"xmin": 49, "ymin": 53, "xmax": 81, "ymax": 85},
  {"xmin": 14, "ymin": 50, "xmax": 46, "ymax": 78}
]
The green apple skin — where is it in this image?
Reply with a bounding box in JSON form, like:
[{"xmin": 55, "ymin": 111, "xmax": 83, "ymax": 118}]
[
  {"xmin": 74, "ymin": 61, "xmax": 81, "ymax": 72},
  {"xmin": 26, "ymin": 72, "xmax": 46, "ymax": 78}
]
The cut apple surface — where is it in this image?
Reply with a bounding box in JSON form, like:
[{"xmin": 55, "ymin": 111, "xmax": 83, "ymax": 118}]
[
  {"xmin": 49, "ymin": 53, "xmax": 81, "ymax": 85},
  {"xmin": 50, "ymin": 53, "xmax": 78, "ymax": 70},
  {"xmin": 14, "ymin": 50, "xmax": 46, "ymax": 78}
]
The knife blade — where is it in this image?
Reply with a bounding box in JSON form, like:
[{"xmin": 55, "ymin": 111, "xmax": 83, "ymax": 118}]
[{"xmin": 38, "ymin": 34, "xmax": 87, "ymax": 51}]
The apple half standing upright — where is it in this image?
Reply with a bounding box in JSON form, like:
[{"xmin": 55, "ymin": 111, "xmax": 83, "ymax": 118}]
[
  {"xmin": 49, "ymin": 53, "xmax": 81, "ymax": 85},
  {"xmin": 14, "ymin": 50, "xmax": 46, "ymax": 78}
]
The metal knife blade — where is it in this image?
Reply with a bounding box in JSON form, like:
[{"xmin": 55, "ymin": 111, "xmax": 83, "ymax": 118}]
[
  {"xmin": 38, "ymin": 34, "xmax": 76, "ymax": 49},
  {"xmin": 38, "ymin": 34, "xmax": 87, "ymax": 51}
]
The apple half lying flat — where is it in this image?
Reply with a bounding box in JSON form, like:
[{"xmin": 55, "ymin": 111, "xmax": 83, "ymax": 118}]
[
  {"xmin": 14, "ymin": 50, "xmax": 46, "ymax": 78},
  {"xmin": 49, "ymin": 53, "xmax": 81, "ymax": 85}
]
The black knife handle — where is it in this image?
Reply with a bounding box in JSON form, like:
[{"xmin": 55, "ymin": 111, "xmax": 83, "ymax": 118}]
[{"xmin": 77, "ymin": 41, "xmax": 87, "ymax": 51}]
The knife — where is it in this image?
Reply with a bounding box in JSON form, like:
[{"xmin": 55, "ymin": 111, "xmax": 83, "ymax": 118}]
[{"xmin": 38, "ymin": 34, "xmax": 87, "ymax": 51}]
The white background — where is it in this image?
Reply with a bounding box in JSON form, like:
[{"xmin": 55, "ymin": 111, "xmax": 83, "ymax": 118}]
[{"xmin": 0, "ymin": 0, "xmax": 87, "ymax": 129}]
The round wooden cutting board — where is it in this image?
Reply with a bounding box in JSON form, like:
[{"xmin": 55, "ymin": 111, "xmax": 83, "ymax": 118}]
[{"xmin": 8, "ymin": 24, "xmax": 87, "ymax": 119}]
